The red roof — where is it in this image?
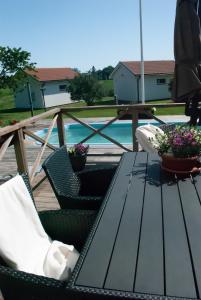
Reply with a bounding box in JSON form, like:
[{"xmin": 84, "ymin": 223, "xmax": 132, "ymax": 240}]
[
  {"xmin": 121, "ymin": 60, "xmax": 175, "ymax": 75},
  {"xmin": 27, "ymin": 68, "xmax": 78, "ymax": 82}
]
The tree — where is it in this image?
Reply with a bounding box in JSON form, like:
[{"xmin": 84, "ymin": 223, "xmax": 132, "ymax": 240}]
[
  {"xmin": 102, "ymin": 66, "xmax": 114, "ymax": 80},
  {"xmin": 0, "ymin": 46, "xmax": 35, "ymax": 90},
  {"xmin": 68, "ymin": 74, "xmax": 104, "ymax": 106},
  {"xmin": 90, "ymin": 66, "xmax": 97, "ymax": 78},
  {"xmin": 96, "ymin": 69, "xmax": 103, "ymax": 80},
  {"xmin": 87, "ymin": 65, "xmax": 115, "ymax": 80}
]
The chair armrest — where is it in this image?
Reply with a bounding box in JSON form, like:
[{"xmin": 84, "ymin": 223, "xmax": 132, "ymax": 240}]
[
  {"xmin": 56, "ymin": 193, "xmax": 102, "ymax": 210},
  {"xmin": 77, "ymin": 166, "xmax": 117, "ymax": 196},
  {"xmin": 158, "ymin": 123, "xmax": 176, "ymax": 133},
  {"xmin": 39, "ymin": 209, "xmax": 97, "ymax": 251},
  {"xmin": 0, "ymin": 265, "xmax": 64, "ymax": 300},
  {"xmin": 0, "ymin": 210, "xmax": 97, "ymax": 299}
]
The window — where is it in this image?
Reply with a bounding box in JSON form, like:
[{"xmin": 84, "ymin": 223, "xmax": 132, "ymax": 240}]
[
  {"xmin": 59, "ymin": 84, "xmax": 67, "ymax": 92},
  {"xmin": 157, "ymin": 78, "xmax": 166, "ymax": 85}
]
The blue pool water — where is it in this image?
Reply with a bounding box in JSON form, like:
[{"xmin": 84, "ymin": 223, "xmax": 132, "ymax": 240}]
[{"xmin": 36, "ymin": 121, "xmax": 183, "ymax": 145}]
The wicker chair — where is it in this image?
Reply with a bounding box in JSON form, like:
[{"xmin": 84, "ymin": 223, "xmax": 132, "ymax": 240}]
[
  {"xmin": 158, "ymin": 123, "xmax": 176, "ymax": 133},
  {"xmin": 42, "ymin": 146, "xmax": 117, "ymax": 210},
  {"xmin": 0, "ymin": 174, "xmax": 97, "ymax": 300}
]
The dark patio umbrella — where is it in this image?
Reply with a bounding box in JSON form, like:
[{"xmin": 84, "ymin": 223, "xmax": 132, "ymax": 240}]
[{"xmin": 172, "ymin": 0, "xmax": 201, "ymax": 124}]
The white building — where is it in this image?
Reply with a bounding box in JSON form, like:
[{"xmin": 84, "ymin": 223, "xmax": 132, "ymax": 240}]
[
  {"xmin": 110, "ymin": 60, "xmax": 175, "ymax": 103},
  {"xmin": 14, "ymin": 68, "xmax": 78, "ymax": 109}
]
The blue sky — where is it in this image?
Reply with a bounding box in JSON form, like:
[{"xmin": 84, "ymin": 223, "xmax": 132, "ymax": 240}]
[{"xmin": 0, "ymin": 0, "xmax": 176, "ymax": 72}]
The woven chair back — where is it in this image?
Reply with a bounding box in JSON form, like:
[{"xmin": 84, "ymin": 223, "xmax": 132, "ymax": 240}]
[{"xmin": 42, "ymin": 146, "xmax": 81, "ymax": 198}]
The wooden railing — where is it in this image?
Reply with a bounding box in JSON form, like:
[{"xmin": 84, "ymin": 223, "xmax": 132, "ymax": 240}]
[{"xmin": 0, "ymin": 103, "xmax": 185, "ymax": 188}]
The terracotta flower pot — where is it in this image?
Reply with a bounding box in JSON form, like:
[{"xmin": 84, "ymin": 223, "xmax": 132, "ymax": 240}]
[
  {"xmin": 69, "ymin": 155, "xmax": 87, "ymax": 172},
  {"xmin": 160, "ymin": 154, "xmax": 201, "ymax": 175}
]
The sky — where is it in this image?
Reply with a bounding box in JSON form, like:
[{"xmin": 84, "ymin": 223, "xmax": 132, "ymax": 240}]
[{"xmin": 0, "ymin": 0, "xmax": 177, "ymax": 72}]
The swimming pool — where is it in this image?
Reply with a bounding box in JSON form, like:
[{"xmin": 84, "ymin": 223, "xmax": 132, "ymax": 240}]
[{"xmin": 36, "ymin": 121, "xmax": 183, "ymax": 145}]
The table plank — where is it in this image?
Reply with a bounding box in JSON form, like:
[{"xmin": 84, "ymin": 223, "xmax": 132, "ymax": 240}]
[
  {"xmin": 76, "ymin": 153, "xmax": 136, "ymax": 288},
  {"xmin": 162, "ymin": 175, "xmax": 196, "ymax": 298},
  {"xmin": 179, "ymin": 177, "xmax": 201, "ymax": 297},
  {"xmin": 135, "ymin": 154, "xmax": 164, "ymax": 295},
  {"xmin": 104, "ymin": 152, "xmax": 147, "ymax": 291}
]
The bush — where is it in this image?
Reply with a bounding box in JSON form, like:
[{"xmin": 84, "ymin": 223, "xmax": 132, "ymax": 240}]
[{"xmin": 108, "ymin": 89, "xmax": 114, "ymax": 97}]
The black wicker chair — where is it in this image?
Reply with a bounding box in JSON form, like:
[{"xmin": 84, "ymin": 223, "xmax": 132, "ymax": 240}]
[
  {"xmin": 42, "ymin": 146, "xmax": 117, "ymax": 210},
  {"xmin": 158, "ymin": 123, "xmax": 176, "ymax": 133},
  {"xmin": 0, "ymin": 174, "xmax": 97, "ymax": 300}
]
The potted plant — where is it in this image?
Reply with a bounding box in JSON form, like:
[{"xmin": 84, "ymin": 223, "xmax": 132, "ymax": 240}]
[
  {"xmin": 152, "ymin": 126, "xmax": 201, "ymax": 174},
  {"xmin": 68, "ymin": 143, "xmax": 89, "ymax": 171}
]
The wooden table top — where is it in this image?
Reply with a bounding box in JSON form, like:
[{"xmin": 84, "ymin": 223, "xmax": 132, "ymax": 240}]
[{"xmin": 68, "ymin": 152, "xmax": 201, "ymax": 300}]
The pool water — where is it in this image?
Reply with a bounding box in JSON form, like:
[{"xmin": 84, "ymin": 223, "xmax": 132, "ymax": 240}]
[{"xmin": 36, "ymin": 121, "xmax": 183, "ymax": 145}]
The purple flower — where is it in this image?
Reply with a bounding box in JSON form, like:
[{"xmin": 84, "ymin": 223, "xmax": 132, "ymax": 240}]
[
  {"xmin": 69, "ymin": 143, "xmax": 89, "ymax": 156},
  {"xmin": 155, "ymin": 125, "xmax": 201, "ymax": 158}
]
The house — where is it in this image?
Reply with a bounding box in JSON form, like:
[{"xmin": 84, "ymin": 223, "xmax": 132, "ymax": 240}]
[
  {"xmin": 110, "ymin": 60, "xmax": 175, "ymax": 103},
  {"xmin": 14, "ymin": 68, "xmax": 78, "ymax": 109}
]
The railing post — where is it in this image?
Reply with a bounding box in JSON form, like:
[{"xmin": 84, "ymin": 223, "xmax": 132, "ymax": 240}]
[
  {"xmin": 13, "ymin": 128, "xmax": 28, "ymax": 174},
  {"xmin": 56, "ymin": 111, "xmax": 65, "ymax": 147},
  {"xmin": 132, "ymin": 109, "xmax": 139, "ymax": 152}
]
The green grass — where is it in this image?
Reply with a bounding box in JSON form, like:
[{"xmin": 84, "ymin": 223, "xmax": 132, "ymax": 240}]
[
  {"xmin": 0, "ymin": 89, "xmax": 46, "ymax": 125},
  {"xmin": 0, "ymin": 88, "xmax": 185, "ymax": 126},
  {"xmin": 61, "ymin": 97, "xmax": 116, "ymax": 118},
  {"xmin": 99, "ymin": 80, "xmax": 113, "ymax": 89},
  {"xmin": 100, "ymin": 80, "xmax": 113, "ymax": 96},
  {"xmin": 148, "ymin": 99, "xmax": 185, "ymax": 115},
  {"xmin": 0, "ymin": 88, "xmax": 15, "ymax": 110}
]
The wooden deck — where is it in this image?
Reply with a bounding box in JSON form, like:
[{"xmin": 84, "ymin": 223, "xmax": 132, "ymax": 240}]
[{"xmin": 33, "ymin": 177, "xmax": 60, "ymax": 210}]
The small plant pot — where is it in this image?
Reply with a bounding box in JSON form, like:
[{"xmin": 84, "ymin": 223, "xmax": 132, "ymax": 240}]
[
  {"xmin": 160, "ymin": 154, "xmax": 201, "ymax": 175},
  {"xmin": 70, "ymin": 155, "xmax": 87, "ymax": 172}
]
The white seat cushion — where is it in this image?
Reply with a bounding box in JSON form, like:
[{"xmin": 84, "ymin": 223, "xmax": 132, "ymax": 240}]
[
  {"xmin": 0, "ymin": 175, "xmax": 79, "ymax": 280},
  {"xmin": 136, "ymin": 124, "xmax": 164, "ymax": 153}
]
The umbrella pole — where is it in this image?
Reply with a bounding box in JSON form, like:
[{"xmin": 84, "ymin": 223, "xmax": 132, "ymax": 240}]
[
  {"xmin": 197, "ymin": 0, "xmax": 200, "ymax": 15},
  {"xmin": 186, "ymin": 95, "xmax": 200, "ymax": 126},
  {"xmin": 139, "ymin": 0, "xmax": 145, "ymax": 104}
]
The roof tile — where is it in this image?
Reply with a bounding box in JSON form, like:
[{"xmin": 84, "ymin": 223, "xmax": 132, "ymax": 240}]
[
  {"xmin": 121, "ymin": 60, "xmax": 175, "ymax": 75},
  {"xmin": 27, "ymin": 68, "xmax": 78, "ymax": 82}
]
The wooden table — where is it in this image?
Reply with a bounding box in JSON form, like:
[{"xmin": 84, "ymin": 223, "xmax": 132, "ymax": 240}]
[{"xmin": 68, "ymin": 152, "xmax": 201, "ymax": 300}]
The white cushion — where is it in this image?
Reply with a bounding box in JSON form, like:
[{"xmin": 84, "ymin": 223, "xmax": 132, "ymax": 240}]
[
  {"xmin": 0, "ymin": 175, "xmax": 79, "ymax": 280},
  {"xmin": 136, "ymin": 124, "xmax": 164, "ymax": 153}
]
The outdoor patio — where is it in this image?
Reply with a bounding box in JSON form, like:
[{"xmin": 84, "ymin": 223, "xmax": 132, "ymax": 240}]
[{"xmin": 0, "ymin": 104, "xmax": 193, "ymax": 300}]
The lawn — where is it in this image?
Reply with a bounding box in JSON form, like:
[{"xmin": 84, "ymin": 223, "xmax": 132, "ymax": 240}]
[
  {"xmin": 148, "ymin": 99, "xmax": 185, "ymax": 115},
  {"xmin": 0, "ymin": 89, "xmax": 46, "ymax": 125},
  {"xmin": 100, "ymin": 80, "xmax": 113, "ymax": 96},
  {"xmin": 0, "ymin": 88, "xmax": 185, "ymax": 125}
]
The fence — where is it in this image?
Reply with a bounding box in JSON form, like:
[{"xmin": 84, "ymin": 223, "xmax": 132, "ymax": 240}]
[{"xmin": 0, "ymin": 103, "xmax": 184, "ymax": 188}]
